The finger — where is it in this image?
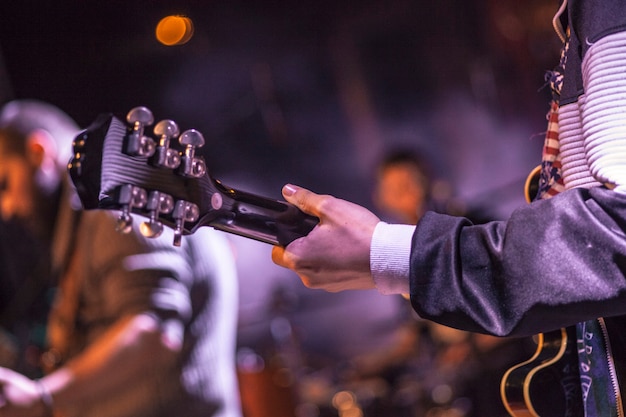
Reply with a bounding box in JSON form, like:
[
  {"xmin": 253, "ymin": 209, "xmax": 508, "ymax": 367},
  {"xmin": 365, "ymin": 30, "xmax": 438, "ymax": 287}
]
[
  {"xmin": 281, "ymin": 184, "xmax": 326, "ymax": 218},
  {"xmin": 271, "ymin": 245, "xmax": 288, "ymax": 268},
  {"xmin": 272, "ymin": 246, "xmax": 315, "ymax": 288}
]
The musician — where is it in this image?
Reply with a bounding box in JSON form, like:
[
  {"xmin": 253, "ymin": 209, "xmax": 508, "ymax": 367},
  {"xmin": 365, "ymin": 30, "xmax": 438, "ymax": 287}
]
[
  {"xmin": 272, "ymin": 1, "xmax": 626, "ymax": 415},
  {"xmin": 372, "ymin": 148, "xmax": 536, "ymax": 416},
  {"xmin": 373, "ymin": 149, "xmax": 432, "ymax": 225},
  {"xmin": 0, "ymin": 100, "xmax": 242, "ymax": 417}
]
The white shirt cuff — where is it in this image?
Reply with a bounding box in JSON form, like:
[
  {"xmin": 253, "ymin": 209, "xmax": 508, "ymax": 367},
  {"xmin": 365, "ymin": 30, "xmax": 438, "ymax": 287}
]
[{"xmin": 370, "ymin": 222, "xmax": 415, "ymax": 295}]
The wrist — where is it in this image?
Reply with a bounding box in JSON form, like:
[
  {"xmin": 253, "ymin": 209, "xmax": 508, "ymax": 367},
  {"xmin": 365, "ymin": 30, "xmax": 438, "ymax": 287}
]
[{"xmin": 370, "ymin": 222, "xmax": 414, "ymax": 295}]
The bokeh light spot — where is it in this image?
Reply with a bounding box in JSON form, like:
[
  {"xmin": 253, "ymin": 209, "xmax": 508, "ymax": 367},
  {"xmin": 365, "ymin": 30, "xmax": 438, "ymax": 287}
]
[{"xmin": 156, "ymin": 15, "xmax": 194, "ymax": 46}]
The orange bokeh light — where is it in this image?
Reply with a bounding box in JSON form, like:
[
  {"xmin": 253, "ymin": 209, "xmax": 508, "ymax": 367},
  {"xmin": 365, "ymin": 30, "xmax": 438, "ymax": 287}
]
[{"xmin": 156, "ymin": 15, "xmax": 194, "ymax": 46}]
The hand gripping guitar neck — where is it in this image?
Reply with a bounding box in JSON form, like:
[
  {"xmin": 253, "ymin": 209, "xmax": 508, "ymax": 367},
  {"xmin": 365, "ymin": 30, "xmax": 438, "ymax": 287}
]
[{"xmin": 68, "ymin": 106, "xmax": 319, "ymax": 246}]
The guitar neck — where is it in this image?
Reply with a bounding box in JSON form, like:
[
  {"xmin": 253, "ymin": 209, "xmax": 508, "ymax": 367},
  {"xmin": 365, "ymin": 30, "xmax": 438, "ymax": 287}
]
[{"xmin": 200, "ymin": 179, "xmax": 319, "ymax": 246}]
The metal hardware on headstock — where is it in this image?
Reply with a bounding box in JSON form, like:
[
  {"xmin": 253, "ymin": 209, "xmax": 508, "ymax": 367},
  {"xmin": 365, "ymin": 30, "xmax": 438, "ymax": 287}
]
[
  {"xmin": 138, "ymin": 191, "xmax": 175, "ymax": 239},
  {"xmin": 152, "ymin": 119, "xmax": 182, "ymax": 169},
  {"xmin": 172, "ymin": 200, "xmax": 200, "ymax": 246},
  {"xmin": 68, "ymin": 106, "xmax": 320, "ymax": 248},
  {"xmin": 115, "ymin": 182, "xmax": 199, "ymax": 246},
  {"xmin": 124, "ymin": 106, "xmax": 206, "ymax": 178},
  {"xmin": 116, "ymin": 107, "xmax": 205, "ymax": 245},
  {"xmin": 115, "ymin": 184, "xmax": 148, "ymax": 234},
  {"xmin": 178, "ymin": 129, "xmax": 207, "ymax": 178},
  {"xmin": 126, "ymin": 106, "xmax": 156, "ymax": 157}
]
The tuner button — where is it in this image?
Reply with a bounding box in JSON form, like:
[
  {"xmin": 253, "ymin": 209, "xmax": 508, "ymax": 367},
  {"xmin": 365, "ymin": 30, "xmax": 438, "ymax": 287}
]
[
  {"xmin": 139, "ymin": 221, "xmax": 164, "ymax": 239},
  {"xmin": 153, "ymin": 119, "xmax": 180, "ymax": 141},
  {"xmin": 116, "ymin": 212, "xmax": 133, "ymax": 234},
  {"xmin": 139, "ymin": 191, "xmax": 174, "ymax": 238},
  {"xmin": 179, "ymin": 129, "xmax": 205, "ymax": 148},
  {"xmin": 126, "ymin": 106, "xmax": 154, "ymax": 126}
]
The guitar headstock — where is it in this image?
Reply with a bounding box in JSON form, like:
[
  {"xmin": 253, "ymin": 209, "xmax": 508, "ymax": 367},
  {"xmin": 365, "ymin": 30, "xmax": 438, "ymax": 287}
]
[{"xmin": 69, "ymin": 106, "xmax": 318, "ymax": 246}]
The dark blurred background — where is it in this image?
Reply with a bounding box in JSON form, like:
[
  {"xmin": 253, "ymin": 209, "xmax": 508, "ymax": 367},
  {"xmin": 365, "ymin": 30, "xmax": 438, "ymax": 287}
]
[
  {"xmin": 0, "ymin": 1, "xmax": 560, "ymax": 415},
  {"xmin": 0, "ymin": 0, "xmax": 559, "ymax": 212}
]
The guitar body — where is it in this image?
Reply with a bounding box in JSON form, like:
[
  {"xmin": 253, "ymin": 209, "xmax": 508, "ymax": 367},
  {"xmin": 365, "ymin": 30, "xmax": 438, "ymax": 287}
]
[{"xmin": 501, "ymin": 328, "xmax": 582, "ymax": 416}]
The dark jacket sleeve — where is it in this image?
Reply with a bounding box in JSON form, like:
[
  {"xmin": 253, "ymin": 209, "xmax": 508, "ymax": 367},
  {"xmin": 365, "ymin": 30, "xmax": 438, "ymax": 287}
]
[{"xmin": 409, "ymin": 186, "xmax": 626, "ymax": 337}]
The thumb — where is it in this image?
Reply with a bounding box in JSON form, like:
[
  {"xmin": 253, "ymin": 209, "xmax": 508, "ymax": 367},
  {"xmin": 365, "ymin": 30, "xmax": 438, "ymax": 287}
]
[{"xmin": 281, "ymin": 184, "xmax": 323, "ymax": 217}]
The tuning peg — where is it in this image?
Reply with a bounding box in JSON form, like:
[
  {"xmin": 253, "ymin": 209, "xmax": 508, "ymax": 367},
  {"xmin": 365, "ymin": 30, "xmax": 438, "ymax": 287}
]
[
  {"xmin": 154, "ymin": 118, "xmax": 179, "ymax": 138},
  {"xmin": 125, "ymin": 107, "xmax": 156, "ymax": 157},
  {"xmin": 115, "ymin": 184, "xmax": 148, "ymax": 234},
  {"xmin": 116, "ymin": 211, "xmax": 134, "ymax": 234},
  {"xmin": 171, "ymin": 200, "xmax": 200, "ymax": 246},
  {"xmin": 178, "ymin": 129, "xmax": 207, "ymax": 178},
  {"xmin": 139, "ymin": 191, "xmax": 175, "ymax": 238},
  {"xmin": 151, "ymin": 119, "xmax": 181, "ymax": 169},
  {"xmin": 127, "ymin": 106, "xmax": 154, "ymax": 126}
]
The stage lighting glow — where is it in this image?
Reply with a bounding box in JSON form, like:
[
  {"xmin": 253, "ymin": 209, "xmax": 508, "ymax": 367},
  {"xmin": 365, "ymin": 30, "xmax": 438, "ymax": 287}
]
[{"xmin": 156, "ymin": 15, "xmax": 194, "ymax": 46}]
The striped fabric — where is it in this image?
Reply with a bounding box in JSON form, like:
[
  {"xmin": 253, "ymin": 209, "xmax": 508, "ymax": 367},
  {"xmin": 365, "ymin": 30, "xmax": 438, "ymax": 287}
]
[{"xmin": 538, "ymin": 100, "xmax": 565, "ymax": 199}]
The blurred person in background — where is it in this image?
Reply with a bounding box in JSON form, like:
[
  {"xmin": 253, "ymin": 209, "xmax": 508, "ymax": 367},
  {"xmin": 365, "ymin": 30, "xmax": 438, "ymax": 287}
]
[
  {"xmin": 373, "ymin": 149, "xmax": 432, "ymax": 225},
  {"xmin": 0, "ymin": 99, "xmax": 242, "ymax": 417},
  {"xmin": 370, "ymin": 149, "xmax": 530, "ymax": 416}
]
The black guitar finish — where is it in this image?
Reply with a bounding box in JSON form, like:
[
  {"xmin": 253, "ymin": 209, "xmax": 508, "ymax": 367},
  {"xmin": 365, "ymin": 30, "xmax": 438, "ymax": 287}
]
[
  {"xmin": 500, "ymin": 327, "xmax": 582, "ymax": 417},
  {"xmin": 68, "ymin": 109, "xmax": 319, "ymax": 246}
]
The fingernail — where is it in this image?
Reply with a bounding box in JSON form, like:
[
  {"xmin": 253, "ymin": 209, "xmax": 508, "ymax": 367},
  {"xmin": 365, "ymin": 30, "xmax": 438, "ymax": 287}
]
[{"xmin": 283, "ymin": 184, "xmax": 297, "ymax": 196}]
